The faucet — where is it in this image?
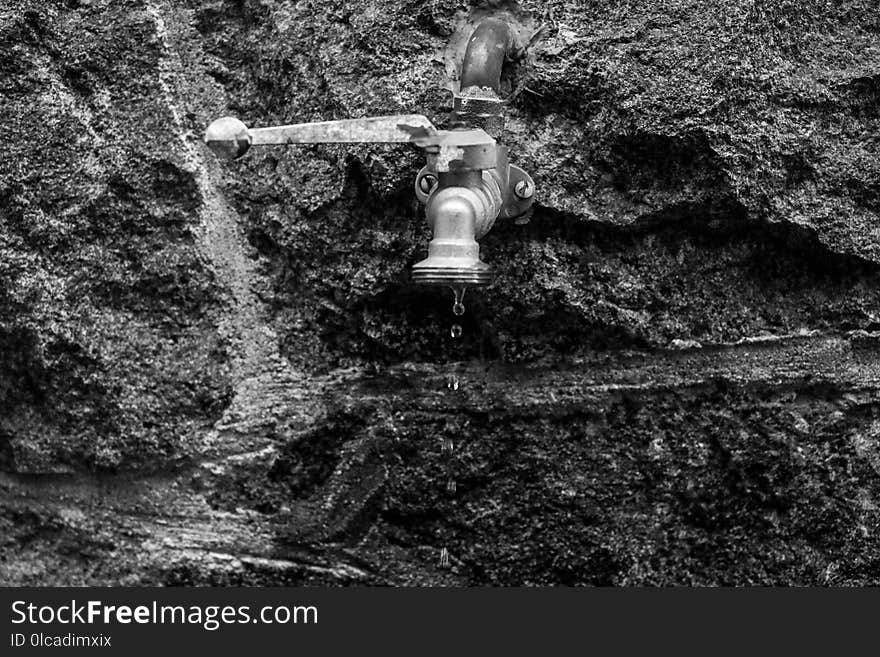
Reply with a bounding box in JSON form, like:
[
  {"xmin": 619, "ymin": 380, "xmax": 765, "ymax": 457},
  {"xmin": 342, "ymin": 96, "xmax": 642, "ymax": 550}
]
[{"xmin": 204, "ymin": 17, "xmax": 534, "ymax": 298}]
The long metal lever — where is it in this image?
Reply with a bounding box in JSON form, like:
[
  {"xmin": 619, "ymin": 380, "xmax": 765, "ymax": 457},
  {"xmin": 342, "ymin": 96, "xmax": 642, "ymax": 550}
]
[
  {"xmin": 204, "ymin": 114, "xmax": 497, "ymax": 172},
  {"xmin": 249, "ymin": 114, "xmax": 436, "ymax": 145}
]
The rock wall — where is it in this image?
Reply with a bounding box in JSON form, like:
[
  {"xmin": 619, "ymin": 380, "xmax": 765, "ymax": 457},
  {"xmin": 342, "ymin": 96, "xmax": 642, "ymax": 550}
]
[{"xmin": 1, "ymin": 0, "xmax": 879, "ymax": 584}]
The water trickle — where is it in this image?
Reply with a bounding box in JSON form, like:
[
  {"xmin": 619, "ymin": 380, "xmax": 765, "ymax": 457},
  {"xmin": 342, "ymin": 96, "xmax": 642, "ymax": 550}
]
[
  {"xmin": 451, "ymin": 285, "xmax": 467, "ymax": 316},
  {"xmin": 438, "ymin": 287, "xmax": 468, "ymax": 573}
]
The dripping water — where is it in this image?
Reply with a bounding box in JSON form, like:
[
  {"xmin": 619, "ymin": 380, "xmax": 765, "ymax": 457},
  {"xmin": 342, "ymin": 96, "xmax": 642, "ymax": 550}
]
[
  {"xmin": 452, "ymin": 285, "xmax": 466, "ymax": 316},
  {"xmin": 447, "ymin": 287, "xmax": 463, "ymax": 391},
  {"xmin": 440, "ymin": 285, "xmax": 467, "ymax": 569}
]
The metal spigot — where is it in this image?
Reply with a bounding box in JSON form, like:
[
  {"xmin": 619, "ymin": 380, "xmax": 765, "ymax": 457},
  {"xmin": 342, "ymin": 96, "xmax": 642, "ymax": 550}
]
[
  {"xmin": 203, "ymin": 19, "xmax": 534, "ymax": 292},
  {"xmin": 204, "ymin": 112, "xmax": 534, "ymax": 290}
]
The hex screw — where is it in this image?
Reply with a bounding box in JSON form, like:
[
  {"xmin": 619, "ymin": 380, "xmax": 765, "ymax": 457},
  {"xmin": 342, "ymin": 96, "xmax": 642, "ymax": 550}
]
[
  {"xmin": 418, "ymin": 174, "xmax": 438, "ymax": 195},
  {"xmin": 514, "ymin": 179, "xmax": 534, "ymax": 200}
]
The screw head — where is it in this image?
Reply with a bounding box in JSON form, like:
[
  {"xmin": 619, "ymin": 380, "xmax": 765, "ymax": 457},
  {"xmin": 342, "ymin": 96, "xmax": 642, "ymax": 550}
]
[
  {"xmin": 514, "ymin": 179, "xmax": 534, "ymax": 200},
  {"xmin": 418, "ymin": 173, "xmax": 438, "ymax": 195}
]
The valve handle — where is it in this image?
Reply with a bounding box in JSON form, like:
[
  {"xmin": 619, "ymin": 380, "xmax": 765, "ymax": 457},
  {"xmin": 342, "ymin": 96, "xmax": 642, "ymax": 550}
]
[
  {"xmin": 250, "ymin": 114, "xmax": 436, "ymax": 145},
  {"xmin": 204, "ymin": 114, "xmax": 496, "ymax": 172},
  {"xmin": 205, "ymin": 114, "xmax": 440, "ymax": 159}
]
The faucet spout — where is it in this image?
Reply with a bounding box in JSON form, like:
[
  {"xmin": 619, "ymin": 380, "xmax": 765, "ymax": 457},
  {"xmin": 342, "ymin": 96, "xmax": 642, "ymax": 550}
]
[{"xmin": 411, "ymin": 171, "xmax": 503, "ymax": 287}]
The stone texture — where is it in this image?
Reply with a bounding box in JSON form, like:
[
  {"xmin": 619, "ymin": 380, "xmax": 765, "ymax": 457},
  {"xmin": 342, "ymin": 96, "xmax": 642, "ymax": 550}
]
[{"xmin": 1, "ymin": 0, "xmax": 879, "ymax": 585}]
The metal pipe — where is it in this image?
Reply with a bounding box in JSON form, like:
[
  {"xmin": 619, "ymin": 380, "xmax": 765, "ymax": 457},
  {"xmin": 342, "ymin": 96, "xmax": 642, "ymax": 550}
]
[{"xmin": 459, "ymin": 18, "xmax": 514, "ymax": 94}]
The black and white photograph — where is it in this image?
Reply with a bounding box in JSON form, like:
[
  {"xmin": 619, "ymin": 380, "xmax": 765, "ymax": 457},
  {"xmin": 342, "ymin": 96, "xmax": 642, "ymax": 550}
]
[{"xmin": 2, "ymin": 0, "xmax": 879, "ymax": 605}]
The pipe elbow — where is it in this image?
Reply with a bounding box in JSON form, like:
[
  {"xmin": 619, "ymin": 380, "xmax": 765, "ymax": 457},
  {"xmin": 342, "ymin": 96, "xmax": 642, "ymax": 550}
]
[
  {"xmin": 459, "ymin": 18, "xmax": 514, "ymax": 95},
  {"xmin": 427, "ymin": 187, "xmax": 480, "ymax": 240}
]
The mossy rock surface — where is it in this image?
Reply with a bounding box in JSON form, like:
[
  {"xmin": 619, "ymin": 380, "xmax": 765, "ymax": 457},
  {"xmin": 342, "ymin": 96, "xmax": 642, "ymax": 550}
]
[{"xmin": 1, "ymin": 0, "xmax": 879, "ymax": 585}]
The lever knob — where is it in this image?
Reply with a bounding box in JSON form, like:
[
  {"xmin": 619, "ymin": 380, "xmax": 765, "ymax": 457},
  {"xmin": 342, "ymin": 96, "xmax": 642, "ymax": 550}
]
[{"xmin": 204, "ymin": 116, "xmax": 251, "ymax": 160}]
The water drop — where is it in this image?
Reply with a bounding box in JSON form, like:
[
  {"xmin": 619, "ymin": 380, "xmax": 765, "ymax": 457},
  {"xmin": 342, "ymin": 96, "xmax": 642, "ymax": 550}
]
[
  {"xmin": 446, "ymin": 374, "xmax": 459, "ymax": 390},
  {"xmin": 450, "ymin": 324, "xmax": 463, "ymax": 339},
  {"xmin": 439, "ymin": 547, "xmax": 450, "ymax": 567},
  {"xmin": 451, "ymin": 285, "xmax": 467, "ymax": 316}
]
